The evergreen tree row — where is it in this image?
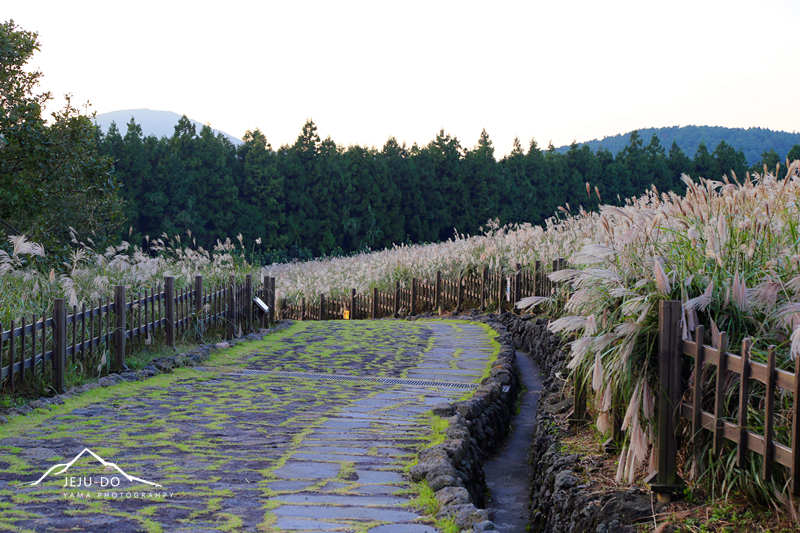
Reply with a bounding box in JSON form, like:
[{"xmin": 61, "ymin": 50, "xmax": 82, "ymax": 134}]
[{"xmin": 98, "ymin": 118, "xmax": 800, "ymax": 261}]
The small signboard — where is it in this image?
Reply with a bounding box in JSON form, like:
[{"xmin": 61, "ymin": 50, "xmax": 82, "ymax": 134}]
[
  {"xmin": 343, "ymin": 310, "xmax": 350, "ymax": 320},
  {"xmin": 254, "ymin": 297, "xmax": 269, "ymax": 314}
]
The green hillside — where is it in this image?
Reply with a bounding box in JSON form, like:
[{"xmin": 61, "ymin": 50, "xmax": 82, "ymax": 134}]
[{"xmin": 556, "ymin": 125, "xmax": 800, "ymax": 166}]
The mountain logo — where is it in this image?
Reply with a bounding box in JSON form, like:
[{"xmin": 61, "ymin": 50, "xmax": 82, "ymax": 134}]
[{"xmin": 28, "ymin": 448, "xmax": 162, "ymax": 488}]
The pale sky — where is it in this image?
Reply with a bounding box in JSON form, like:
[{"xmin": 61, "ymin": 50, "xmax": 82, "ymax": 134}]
[{"xmin": 8, "ymin": 0, "xmax": 800, "ymax": 154}]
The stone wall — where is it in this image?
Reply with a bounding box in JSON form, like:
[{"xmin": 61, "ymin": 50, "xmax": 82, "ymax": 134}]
[
  {"xmin": 495, "ymin": 313, "xmax": 655, "ymax": 533},
  {"xmin": 408, "ymin": 314, "xmax": 521, "ymax": 532}
]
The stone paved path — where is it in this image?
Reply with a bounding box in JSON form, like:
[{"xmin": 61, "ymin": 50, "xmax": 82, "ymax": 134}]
[{"xmin": 0, "ymin": 320, "xmax": 497, "ymax": 532}]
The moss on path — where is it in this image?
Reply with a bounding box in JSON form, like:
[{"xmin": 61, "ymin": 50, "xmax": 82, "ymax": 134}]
[{"xmin": 0, "ymin": 320, "xmax": 497, "ymax": 533}]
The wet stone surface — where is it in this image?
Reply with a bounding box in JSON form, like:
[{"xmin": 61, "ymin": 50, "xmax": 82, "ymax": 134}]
[
  {"xmin": 232, "ymin": 321, "xmax": 434, "ymax": 377},
  {"xmin": 0, "ymin": 320, "xmax": 497, "ymax": 532}
]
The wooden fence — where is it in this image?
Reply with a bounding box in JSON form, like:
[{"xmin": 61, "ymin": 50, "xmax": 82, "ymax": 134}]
[
  {"xmin": 0, "ymin": 274, "xmax": 277, "ymax": 395},
  {"xmin": 636, "ymin": 301, "xmax": 800, "ymax": 500},
  {"xmin": 277, "ymin": 260, "xmax": 565, "ymax": 322}
]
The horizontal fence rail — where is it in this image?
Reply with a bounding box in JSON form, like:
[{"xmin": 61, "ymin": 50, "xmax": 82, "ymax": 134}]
[{"xmin": 1, "ymin": 274, "xmax": 277, "ymax": 395}]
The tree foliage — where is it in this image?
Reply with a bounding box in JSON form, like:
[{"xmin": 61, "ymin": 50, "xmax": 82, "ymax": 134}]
[
  {"xmin": 96, "ymin": 118, "xmax": 800, "ymax": 262},
  {"xmin": 0, "ymin": 20, "xmax": 123, "ymax": 262}
]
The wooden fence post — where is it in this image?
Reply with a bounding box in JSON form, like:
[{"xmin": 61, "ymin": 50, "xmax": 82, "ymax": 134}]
[
  {"xmin": 713, "ymin": 332, "xmax": 729, "ymax": 456},
  {"xmin": 269, "ymin": 277, "xmax": 276, "ymax": 325},
  {"xmin": 411, "ymin": 279, "xmax": 418, "ymax": 316},
  {"xmin": 534, "ymin": 260, "xmax": 541, "ymax": 296},
  {"xmin": 17, "ymin": 317, "xmax": 24, "ymax": 385},
  {"xmin": 350, "ymin": 289, "xmax": 356, "ymax": 320},
  {"xmin": 245, "ymin": 274, "xmax": 253, "ymax": 333},
  {"xmin": 457, "ymin": 276, "xmax": 464, "ymax": 311},
  {"xmin": 570, "ymin": 368, "xmax": 587, "ymax": 426},
  {"xmin": 227, "ymin": 275, "xmax": 236, "ymax": 339},
  {"xmin": 52, "ymin": 299, "xmax": 67, "ymax": 394},
  {"xmin": 0, "ymin": 321, "xmax": 5, "ymax": 383},
  {"xmin": 164, "ymin": 277, "xmax": 175, "ymax": 348},
  {"xmin": 7, "ymin": 319, "xmax": 15, "ymax": 391},
  {"xmin": 21, "ymin": 316, "xmax": 27, "ymax": 384},
  {"xmin": 648, "ymin": 300, "xmax": 684, "ymax": 502},
  {"xmin": 372, "ymin": 288, "xmax": 378, "ymax": 319},
  {"xmin": 259, "ymin": 275, "xmax": 267, "ymax": 329},
  {"xmin": 551, "ymin": 259, "xmax": 559, "ymax": 297},
  {"xmin": 113, "ymin": 284, "xmax": 127, "ymax": 371},
  {"xmin": 692, "ymin": 325, "xmax": 706, "ymax": 477},
  {"xmin": 514, "ymin": 263, "xmax": 522, "ymax": 309},
  {"xmin": 763, "ymin": 346, "xmax": 776, "ymax": 481},
  {"xmin": 792, "ymin": 353, "xmax": 800, "ymax": 495},
  {"xmin": 435, "ymin": 271, "xmax": 442, "ymax": 314},
  {"xmin": 300, "ymin": 298, "xmax": 306, "ymax": 321},
  {"xmin": 737, "ymin": 338, "xmax": 752, "ymax": 469},
  {"xmin": 320, "ymin": 294, "xmax": 326, "ymax": 321},
  {"xmin": 394, "ymin": 281, "xmax": 401, "ymax": 317},
  {"xmin": 481, "ymin": 266, "xmax": 488, "ymax": 309},
  {"xmin": 497, "ymin": 265, "xmax": 505, "ymax": 313},
  {"xmin": 195, "ymin": 275, "xmax": 203, "ymax": 340}
]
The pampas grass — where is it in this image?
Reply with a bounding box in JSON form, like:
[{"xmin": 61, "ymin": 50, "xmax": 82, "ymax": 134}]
[
  {"xmin": 0, "ymin": 232, "xmax": 262, "ymax": 326},
  {"xmin": 527, "ymin": 159, "xmax": 800, "ymax": 512}
]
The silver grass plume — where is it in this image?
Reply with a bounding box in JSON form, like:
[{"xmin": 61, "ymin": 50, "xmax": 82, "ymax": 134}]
[
  {"xmin": 615, "ymin": 445, "xmax": 628, "ymax": 484},
  {"xmin": 653, "ymin": 259, "xmax": 671, "ymax": 295}
]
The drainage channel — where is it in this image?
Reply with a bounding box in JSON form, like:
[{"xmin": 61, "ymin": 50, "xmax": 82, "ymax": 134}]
[
  {"xmin": 195, "ymin": 367, "xmax": 480, "ymax": 390},
  {"xmin": 484, "ymin": 350, "xmax": 543, "ymax": 530}
]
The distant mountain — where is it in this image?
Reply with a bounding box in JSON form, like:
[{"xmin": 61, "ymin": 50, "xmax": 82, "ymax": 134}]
[
  {"xmin": 555, "ymin": 125, "xmax": 800, "ymax": 166},
  {"xmin": 94, "ymin": 109, "xmax": 242, "ymax": 145}
]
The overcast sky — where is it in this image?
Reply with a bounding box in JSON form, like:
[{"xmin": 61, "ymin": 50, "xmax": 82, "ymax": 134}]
[{"xmin": 8, "ymin": 0, "xmax": 800, "ymax": 154}]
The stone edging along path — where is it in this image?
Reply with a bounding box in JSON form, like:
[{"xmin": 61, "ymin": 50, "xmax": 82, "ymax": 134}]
[{"xmin": 406, "ymin": 314, "xmax": 521, "ymax": 532}]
